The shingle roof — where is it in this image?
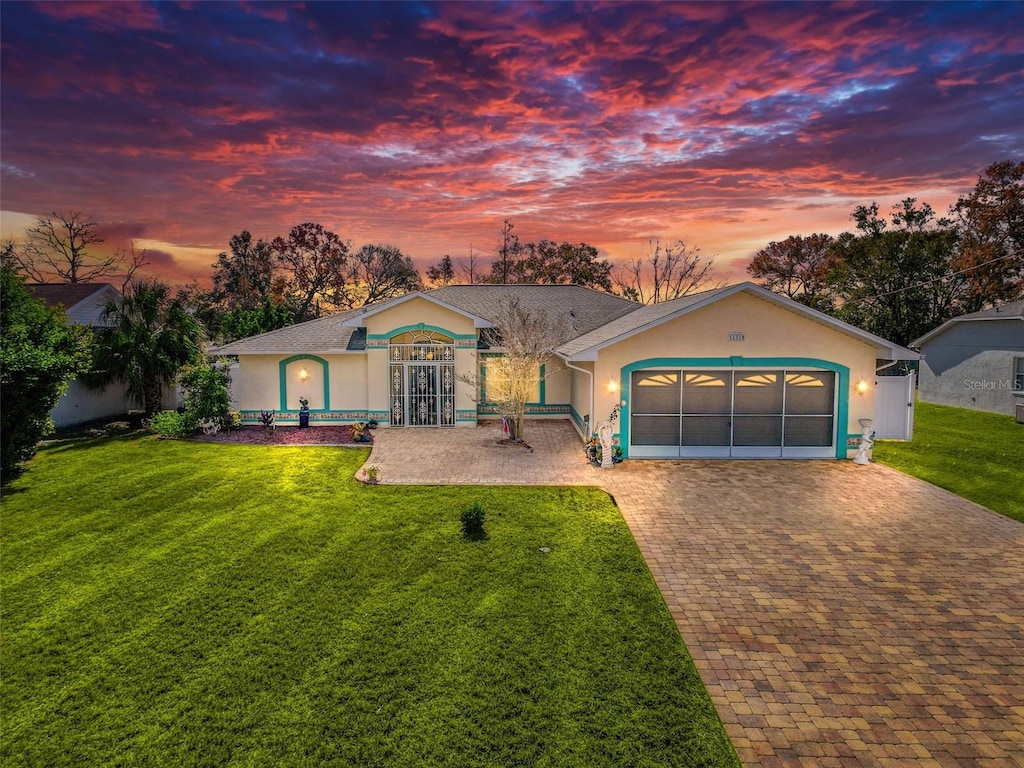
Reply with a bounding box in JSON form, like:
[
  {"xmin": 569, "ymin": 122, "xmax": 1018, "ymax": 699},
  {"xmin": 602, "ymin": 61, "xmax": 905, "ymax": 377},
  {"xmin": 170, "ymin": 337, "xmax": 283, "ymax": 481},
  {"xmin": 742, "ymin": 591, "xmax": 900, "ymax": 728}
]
[
  {"xmin": 28, "ymin": 283, "xmax": 116, "ymax": 311},
  {"xmin": 212, "ymin": 307, "xmax": 365, "ymax": 354},
  {"xmin": 215, "ymin": 285, "xmax": 639, "ymax": 354},
  {"xmin": 952, "ymin": 299, "xmax": 1024, "ymax": 321},
  {"xmin": 426, "ymin": 284, "xmax": 639, "ymax": 339},
  {"xmin": 556, "ymin": 286, "xmax": 729, "ymax": 358},
  {"xmin": 913, "ymin": 299, "xmax": 1024, "ymax": 347}
]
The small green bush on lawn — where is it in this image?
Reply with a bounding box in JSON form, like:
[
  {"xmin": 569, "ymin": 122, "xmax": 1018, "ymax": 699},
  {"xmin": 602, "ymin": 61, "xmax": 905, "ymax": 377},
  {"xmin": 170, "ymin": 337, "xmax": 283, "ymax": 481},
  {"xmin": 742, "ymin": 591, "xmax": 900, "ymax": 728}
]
[
  {"xmin": 874, "ymin": 401, "xmax": 1024, "ymax": 523},
  {"xmin": 0, "ymin": 437, "xmax": 738, "ymax": 768},
  {"xmin": 461, "ymin": 501, "xmax": 486, "ymax": 539}
]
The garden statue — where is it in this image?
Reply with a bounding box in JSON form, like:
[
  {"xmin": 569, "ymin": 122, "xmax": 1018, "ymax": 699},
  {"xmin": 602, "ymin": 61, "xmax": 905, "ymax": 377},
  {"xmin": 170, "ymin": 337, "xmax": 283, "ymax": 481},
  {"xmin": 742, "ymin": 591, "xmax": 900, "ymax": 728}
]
[
  {"xmin": 598, "ymin": 420, "xmax": 615, "ymax": 469},
  {"xmin": 298, "ymin": 397, "xmax": 310, "ymax": 428},
  {"xmin": 853, "ymin": 418, "xmax": 874, "ymax": 465}
]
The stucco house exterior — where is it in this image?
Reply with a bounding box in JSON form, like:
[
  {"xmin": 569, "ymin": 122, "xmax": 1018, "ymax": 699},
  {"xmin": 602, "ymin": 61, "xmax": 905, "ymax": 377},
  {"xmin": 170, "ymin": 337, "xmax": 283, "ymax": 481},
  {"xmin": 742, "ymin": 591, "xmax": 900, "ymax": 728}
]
[
  {"xmin": 214, "ymin": 282, "xmax": 918, "ymax": 459},
  {"xmin": 29, "ymin": 283, "xmax": 131, "ymax": 428},
  {"xmin": 913, "ymin": 300, "xmax": 1024, "ymax": 417}
]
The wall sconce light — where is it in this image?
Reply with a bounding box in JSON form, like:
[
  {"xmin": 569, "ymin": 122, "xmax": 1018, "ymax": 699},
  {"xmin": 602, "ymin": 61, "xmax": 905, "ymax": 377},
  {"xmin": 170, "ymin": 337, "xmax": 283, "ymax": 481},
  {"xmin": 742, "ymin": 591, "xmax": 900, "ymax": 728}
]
[
  {"xmin": 856, "ymin": 379, "xmax": 869, "ymax": 396},
  {"xmin": 299, "ymin": 368, "xmax": 309, "ymax": 382},
  {"xmin": 608, "ymin": 379, "xmax": 618, "ymax": 393},
  {"xmin": 426, "ymin": 351, "xmax": 434, "ymax": 360}
]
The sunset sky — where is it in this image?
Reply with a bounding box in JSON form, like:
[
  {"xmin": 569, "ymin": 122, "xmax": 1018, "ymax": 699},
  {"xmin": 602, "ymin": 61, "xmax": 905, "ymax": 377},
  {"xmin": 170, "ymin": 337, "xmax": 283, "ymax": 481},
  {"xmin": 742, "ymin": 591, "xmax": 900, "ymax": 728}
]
[{"xmin": 2, "ymin": 1, "xmax": 1022, "ymax": 286}]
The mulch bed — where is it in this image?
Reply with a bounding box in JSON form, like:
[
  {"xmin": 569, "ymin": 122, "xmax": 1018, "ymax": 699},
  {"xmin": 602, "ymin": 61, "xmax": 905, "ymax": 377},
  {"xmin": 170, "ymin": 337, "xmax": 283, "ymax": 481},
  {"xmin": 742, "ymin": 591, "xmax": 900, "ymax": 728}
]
[{"xmin": 191, "ymin": 426, "xmax": 373, "ymax": 446}]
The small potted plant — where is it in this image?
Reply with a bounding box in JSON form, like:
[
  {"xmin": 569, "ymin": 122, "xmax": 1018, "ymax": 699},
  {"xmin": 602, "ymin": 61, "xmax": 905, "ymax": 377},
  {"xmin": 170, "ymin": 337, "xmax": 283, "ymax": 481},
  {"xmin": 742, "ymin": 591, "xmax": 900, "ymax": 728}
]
[{"xmin": 364, "ymin": 465, "xmax": 380, "ymax": 484}]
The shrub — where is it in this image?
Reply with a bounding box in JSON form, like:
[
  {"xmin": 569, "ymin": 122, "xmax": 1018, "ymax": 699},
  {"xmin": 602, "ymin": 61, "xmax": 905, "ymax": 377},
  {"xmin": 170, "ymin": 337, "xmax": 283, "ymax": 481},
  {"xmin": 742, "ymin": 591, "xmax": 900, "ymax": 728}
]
[
  {"xmin": 179, "ymin": 360, "xmax": 231, "ymax": 427},
  {"xmin": 461, "ymin": 502, "xmax": 486, "ymax": 539},
  {"xmin": 225, "ymin": 411, "xmax": 243, "ymax": 430},
  {"xmin": 148, "ymin": 410, "xmax": 199, "ymax": 438},
  {"xmin": 1, "ymin": 266, "xmax": 91, "ymax": 480}
]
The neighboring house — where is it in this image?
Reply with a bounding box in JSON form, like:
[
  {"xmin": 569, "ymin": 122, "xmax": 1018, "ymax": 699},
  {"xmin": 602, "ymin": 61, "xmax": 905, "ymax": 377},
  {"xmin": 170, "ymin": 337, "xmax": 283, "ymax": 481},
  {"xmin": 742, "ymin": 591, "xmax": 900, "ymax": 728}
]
[
  {"xmin": 214, "ymin": 282, "xmax": 918, "ymax": 459},
  {"xmin": 913, "ymin": 300, "xmax": 1024, "ymax": 417},
  {"xmin": 28, "ymin": 283, "xmax": 129, "ymax": 428}
]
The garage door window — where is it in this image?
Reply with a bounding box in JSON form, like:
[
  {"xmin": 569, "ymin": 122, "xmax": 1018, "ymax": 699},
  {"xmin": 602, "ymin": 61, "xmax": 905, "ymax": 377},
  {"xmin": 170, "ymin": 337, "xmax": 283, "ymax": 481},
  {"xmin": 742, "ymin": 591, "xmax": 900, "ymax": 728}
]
[{"xmin": 631, "ymin": 368, "xmax": 836, "ymax": 457}]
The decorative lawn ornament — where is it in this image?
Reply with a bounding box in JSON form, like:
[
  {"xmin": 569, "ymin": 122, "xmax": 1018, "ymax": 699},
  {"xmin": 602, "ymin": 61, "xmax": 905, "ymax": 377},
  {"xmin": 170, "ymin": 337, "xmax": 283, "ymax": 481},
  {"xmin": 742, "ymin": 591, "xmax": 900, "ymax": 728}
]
[{"xmin": 853, "ymin": 418, "xmax": 874, "ymax": 465}]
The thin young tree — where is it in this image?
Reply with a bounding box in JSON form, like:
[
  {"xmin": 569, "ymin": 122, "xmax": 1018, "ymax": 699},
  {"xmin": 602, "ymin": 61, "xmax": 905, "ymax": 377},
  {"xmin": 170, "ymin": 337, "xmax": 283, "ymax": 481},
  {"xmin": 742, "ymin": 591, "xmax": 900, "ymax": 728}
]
[
  {"xmin": 458, "ymin": 246, "xmax": 481, "ymax": 284},
  {"xmin": 458, "ymin": 298, "xmax": 569, "ymax": 443}
]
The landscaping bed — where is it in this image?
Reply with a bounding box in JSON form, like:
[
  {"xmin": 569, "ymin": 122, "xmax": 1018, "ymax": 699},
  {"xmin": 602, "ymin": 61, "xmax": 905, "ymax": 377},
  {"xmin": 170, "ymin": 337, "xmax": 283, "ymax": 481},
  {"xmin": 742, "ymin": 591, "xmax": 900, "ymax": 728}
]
[{"xmin": 191, "ymin": 425, "xmax": 371, "ymax": 445}]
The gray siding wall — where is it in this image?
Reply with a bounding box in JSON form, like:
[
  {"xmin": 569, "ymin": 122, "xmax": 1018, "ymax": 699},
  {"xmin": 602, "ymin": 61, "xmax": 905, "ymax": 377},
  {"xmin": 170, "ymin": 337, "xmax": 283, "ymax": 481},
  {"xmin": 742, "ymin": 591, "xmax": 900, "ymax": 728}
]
[{"xmin": 917, "ymin": 320, "xmax": 1024, "ymax": 415}]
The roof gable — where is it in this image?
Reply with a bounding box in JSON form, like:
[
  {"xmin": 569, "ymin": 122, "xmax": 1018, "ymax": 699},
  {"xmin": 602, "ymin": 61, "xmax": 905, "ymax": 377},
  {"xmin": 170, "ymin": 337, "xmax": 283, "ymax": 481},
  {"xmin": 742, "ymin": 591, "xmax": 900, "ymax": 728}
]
[
  {"xmin": 559, "ymin": 282, "xmax": 919, "ymax": 361},
  {"xmin": 913, "ymin": 299, "xmax": 1024, "ymax": 347},
  {"xmin": 27, "ymin": 283, "xmax": 122, "ymax": 325},
  {"xmin": 341, "ymin": 291, "xmax": 494, "ymax": 329}
]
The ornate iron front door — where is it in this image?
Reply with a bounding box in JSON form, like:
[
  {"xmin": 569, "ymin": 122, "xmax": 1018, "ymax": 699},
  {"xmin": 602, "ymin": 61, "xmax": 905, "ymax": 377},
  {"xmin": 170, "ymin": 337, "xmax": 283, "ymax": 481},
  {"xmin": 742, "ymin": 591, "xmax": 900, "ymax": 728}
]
[
  {"xmin": 388, "ymin": 341, "xmax": 456, "ymax": 427},
  {"xmin": 408, "ymin": 364, "xmax": 439, "ymax": 426}
]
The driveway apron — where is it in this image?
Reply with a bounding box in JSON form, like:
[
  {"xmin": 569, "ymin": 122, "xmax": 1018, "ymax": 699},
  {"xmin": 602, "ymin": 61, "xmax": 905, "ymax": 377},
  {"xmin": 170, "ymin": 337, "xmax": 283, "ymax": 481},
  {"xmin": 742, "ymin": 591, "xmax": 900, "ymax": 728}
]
[{"xmin": 367, "ymin": 422, "xmax": 1024, "ymax": 767}]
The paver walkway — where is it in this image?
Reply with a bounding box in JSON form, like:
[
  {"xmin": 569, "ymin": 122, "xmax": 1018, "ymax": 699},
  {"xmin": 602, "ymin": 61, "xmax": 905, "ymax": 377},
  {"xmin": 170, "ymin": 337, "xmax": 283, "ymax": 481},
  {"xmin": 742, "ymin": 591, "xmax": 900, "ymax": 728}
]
[{"xmin": 365, "ymin": 422, "xmax": 1024, "ymax": 767}]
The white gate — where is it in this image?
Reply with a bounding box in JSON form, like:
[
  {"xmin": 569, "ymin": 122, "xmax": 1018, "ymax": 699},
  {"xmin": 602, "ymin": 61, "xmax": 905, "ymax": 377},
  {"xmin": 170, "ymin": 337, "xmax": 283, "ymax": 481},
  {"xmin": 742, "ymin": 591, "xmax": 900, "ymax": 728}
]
[{"xmin": 874, "ymin": 373, "xmax": 915, "ymax": 440}]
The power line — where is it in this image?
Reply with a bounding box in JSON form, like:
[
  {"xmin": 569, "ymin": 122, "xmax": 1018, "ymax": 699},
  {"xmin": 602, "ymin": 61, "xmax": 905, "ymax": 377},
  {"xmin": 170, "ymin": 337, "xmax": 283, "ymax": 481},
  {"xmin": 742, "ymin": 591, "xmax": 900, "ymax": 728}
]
[{"xmin": 846, "ymin": 250, "xmax": 1023, "ymax": 305}]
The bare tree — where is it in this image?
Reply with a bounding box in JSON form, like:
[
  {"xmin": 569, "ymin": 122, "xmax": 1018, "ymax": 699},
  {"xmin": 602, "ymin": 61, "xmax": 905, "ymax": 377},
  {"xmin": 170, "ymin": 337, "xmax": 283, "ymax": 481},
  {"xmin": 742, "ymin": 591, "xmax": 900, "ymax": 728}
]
[
  {"xmin": 458, "ymin": 298, "xmax": 569, "ymax": 443},
  {"xmin": 17, "ymin": 212, "xmax": 112, "ymax": 283},
  {"xmin": 115, "ymin": 240, "xmax": 152, "ymax": 292},
  {"xmin": 488, "ymin": 219, "xmax": 521, "ymax": 284},
  {"xmin": 458, "ymin": 246, "xmax": 480, "ymax": 284},
  {"xmin": 614, "ymin": 239, "xmax": 722, "ymax": 303}
]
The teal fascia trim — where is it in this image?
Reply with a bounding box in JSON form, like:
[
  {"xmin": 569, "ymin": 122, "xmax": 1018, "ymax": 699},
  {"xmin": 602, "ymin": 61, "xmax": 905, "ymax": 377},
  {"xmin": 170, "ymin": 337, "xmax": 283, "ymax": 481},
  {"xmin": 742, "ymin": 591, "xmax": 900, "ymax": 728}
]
[
  {"xmin": 618, "ymin": 357, "xmax": 850, "ymax": 459},
  {"xmin": 366, "ymin": 323, "xmax": 476, "ymax": 341},
  {"xmin": 278, "ymin": 354, "xmax": 331, "ymax": 412}
]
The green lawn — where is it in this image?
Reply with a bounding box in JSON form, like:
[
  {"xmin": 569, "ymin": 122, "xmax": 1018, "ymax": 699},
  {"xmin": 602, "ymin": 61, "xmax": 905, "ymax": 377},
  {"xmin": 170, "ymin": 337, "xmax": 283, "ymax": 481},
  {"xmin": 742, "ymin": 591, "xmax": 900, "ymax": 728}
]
[
  {"xmin": 874, "ymin": 401, "xmax": 1024, "ymax": 523},
  {"xmin": 0, "ymin": 437, "xmax": 738, "ymax": 768}
]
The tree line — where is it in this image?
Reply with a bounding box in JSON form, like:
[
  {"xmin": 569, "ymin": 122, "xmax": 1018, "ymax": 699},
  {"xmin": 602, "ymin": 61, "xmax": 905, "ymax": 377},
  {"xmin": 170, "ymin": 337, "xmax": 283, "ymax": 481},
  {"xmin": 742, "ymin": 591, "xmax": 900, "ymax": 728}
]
[{"xmin": 747, "ymin": 160, "xmax": 1024, "ymax": 346}]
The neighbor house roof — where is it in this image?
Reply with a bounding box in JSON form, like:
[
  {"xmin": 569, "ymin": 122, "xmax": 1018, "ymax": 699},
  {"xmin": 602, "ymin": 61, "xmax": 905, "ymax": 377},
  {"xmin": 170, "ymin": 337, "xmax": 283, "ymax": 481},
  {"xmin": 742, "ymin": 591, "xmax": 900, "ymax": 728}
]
[
  {"xmin": 559, "ymin": 282, "xmax": 920, "ymax": 361},
  {"xmin": 213, "ymin": 307, "xmax": 366, "ymax": 355},
  {"xmin": 28, "ymin": 283, "xmax": 122, "ymax": 325},
  {"xmin": 912, "ymin": 299, "xmax": 1024, "ymax": 347}
]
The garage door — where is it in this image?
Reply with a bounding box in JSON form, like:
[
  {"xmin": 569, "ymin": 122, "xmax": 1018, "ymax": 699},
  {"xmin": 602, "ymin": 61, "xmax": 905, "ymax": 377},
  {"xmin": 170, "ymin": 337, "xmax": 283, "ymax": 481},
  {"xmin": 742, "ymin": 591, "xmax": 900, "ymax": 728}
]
[{"xmin": 629, "ymin": 369, "xmax": 837, "ymax": 458}]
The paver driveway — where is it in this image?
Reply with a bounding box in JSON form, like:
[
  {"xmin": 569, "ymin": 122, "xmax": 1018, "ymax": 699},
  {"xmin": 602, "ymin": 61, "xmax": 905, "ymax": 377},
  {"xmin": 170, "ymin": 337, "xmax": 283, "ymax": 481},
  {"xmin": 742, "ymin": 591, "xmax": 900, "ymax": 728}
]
[{"xmin": 366, "ymin": 422, "xmax": 1024, "ymax": 767}]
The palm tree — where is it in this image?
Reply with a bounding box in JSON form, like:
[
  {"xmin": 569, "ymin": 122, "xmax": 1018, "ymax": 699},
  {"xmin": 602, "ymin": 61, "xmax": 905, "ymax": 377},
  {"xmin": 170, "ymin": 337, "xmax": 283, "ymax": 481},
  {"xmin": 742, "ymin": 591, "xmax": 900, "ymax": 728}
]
[{"xmin": 85, "ymin": 279, "xmax": 204, "ymax": 415}]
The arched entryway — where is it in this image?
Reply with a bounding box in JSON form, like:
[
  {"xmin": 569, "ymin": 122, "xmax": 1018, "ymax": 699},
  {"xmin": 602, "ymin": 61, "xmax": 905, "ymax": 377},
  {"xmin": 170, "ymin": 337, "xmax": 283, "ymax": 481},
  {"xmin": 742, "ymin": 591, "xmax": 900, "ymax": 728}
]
[{"xmin": 388, "ymin": 329, "xmax": 456, "ymax": 426}]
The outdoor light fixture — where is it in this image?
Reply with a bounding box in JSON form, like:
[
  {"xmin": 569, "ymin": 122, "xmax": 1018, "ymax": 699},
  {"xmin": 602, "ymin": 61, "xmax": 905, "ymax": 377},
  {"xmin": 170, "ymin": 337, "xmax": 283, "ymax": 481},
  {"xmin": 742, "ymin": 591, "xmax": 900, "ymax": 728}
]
[
  {"xmin": 299, "ymin": 368, "xmax": 309, "ymax": 381},
  {"xmin": 608, "ymin": 379, "xmax": 618, "ymax": 393},
  {"xmin": 856, "ymin": 379, "xmax": 869, "ymax": 396}
]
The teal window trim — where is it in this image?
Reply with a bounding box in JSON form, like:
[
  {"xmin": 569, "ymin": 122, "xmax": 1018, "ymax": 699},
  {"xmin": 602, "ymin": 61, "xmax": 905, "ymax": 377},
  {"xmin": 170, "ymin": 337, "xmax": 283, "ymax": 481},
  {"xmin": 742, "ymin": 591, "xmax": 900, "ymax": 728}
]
[
  {"xmin": 278, "ymin": 354, "xmax": 331, "ymax": 412},
  {"xmin": 366, "ymin": 323, "xmax": 476, "ymax": 341},
  {"xmin": 618, "ymin": 357, "xmax": 849, "ymax": 459}
]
